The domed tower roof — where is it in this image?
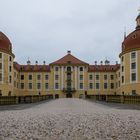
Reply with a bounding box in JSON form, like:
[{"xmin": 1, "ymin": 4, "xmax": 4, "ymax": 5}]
[
  {"xmin": 120, "ymin": 11, "xmax": 140, "ymax": 56},
  {"xmin": 0, "ymin": 31, "xmax": 13, "ymax": 55}
]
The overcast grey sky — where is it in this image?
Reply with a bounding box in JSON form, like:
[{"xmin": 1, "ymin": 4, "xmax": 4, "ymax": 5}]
[{"xmin": 0, "ymin": 0, "xmax": 139, "ymax": 65}]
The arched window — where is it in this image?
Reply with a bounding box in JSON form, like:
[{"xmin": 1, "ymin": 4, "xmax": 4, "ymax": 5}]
[
  {"xmin": 80, "ymin": 67, "xmax": 83, "ymax": 71},
  {"xmin": 67, "ymin": 67, "xmax": 71, "ymax": 71}
]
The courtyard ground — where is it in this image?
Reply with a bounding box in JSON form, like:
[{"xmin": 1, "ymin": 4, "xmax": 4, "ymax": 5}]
[{"xmin": 0, "ymin": 98, "xmax": 140, "ymax": 140}]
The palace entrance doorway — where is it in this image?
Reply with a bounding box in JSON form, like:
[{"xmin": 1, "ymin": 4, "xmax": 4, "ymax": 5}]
[{"xmin": 66, "ymin": 92, "xmax": 72, "ymax": 98}]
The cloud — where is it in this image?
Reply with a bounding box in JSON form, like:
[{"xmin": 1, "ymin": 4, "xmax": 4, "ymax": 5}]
[{"xmin": 0, "ymin": 0, "xmax": 139, "ymax": 65}]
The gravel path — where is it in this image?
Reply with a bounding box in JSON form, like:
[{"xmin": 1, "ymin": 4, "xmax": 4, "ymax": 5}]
[{"xmin": 0, "ymin": 98, "xmax": 140, "ymax": 140}]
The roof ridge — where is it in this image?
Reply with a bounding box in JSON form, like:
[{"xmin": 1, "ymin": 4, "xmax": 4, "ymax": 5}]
[{"xmin": 50, "ymin": 53, "xmax": 89, "ymax": 65}]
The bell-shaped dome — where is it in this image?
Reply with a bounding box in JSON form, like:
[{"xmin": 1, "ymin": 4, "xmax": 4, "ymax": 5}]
[
  {"xmin": 122, "ymin": 29, "xmax": 140, "ymax": 53},
  {"xmin": 0, "ymin": 31, "xmax": 12, "ymax": 54},
  {"xmin": 121, "ymin": 12, "xmax": 140, "ymax": 54}
]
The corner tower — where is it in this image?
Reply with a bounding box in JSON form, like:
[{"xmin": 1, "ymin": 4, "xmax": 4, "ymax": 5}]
[
  {"xmin": 0, "ymin": 32, "xmax": 15, "ymax": 96},
  {"xmin": 119, "ymin": 11, "xmax": 140, "ymax": 95}
]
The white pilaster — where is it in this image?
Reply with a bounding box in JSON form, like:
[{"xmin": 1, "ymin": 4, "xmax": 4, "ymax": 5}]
[
  {"xmin": 2, "ymin": 53, "xmax": 4, "ymax": 84},
  {"xmin": 61, "ymin": 66, "xmax": 64, "ymax": 89},
  {"xmin": 83, "ymin": 66, "xmax": 84, "ymax": 90},
  {"xmin": 75, "ymin": 66, "xmax": 77, "ymax": 89}
]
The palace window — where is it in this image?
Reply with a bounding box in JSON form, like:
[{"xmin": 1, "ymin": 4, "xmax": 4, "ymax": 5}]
[
  {"xmin": 131, "ymin": 62, "xmax": 136, "ymax": 69},
  {"xmin": 37, "ymin": 74, "xmax": 41, "ymax": 80},
  {"xmin": 89, "ymin": 83, "xmax": 93, "ymax": 89},
  {"xmin": 45, "ymin": 83, "xmax": 49, "ymax": 89},
  {"xmin": 0, "ymin": 90, "xmax": 2, "ymax": 96},
  {"xmin": 104, "ymin": 75, "xmax": 107, "ymax": 80},
  {"xmin": 122, "ymin": 76, "xmax": 124, "ymax": 83},
  {"xmin": 96, "ymin": 83, "xmax": 100, "ymax": 89},
  {"xmin": 80, "ymin": 83, "xmax": 83, "ymax": 89},
  {"xmin": 89, "ymin": 74, "xmax": 93, "ymax": 80},
  {"xmin": 121, "ymin": 56, "xmax": 124, "ymax": 62},
  {"xmin": 21, "ymin": 83, "xmax": 24, "ymax": 89},
  {"xmin": 80, "ymin": 67, "xmax": 83, "ymax": 71},
  {"xmin": 0, "ymin": 53, "xmax": 2, "ymax": 59},
  {"xmin": 122, "ymin": 66, "xmax": 124, "ymax": 72},
  {"xmin": 110, "ymin": 75, "xmax": 114, "ymax": 80},
  {"xmin": 118, "ymin": 81, "xmax": 120, "ymax": 87},
  {"xmin": 55, "ymin": 75, "xmax": 59, "ymax": 80},
  {"xmin": 131, "ymin": 73, "xmax": 136, "ymax": 81},
  {"xmin": 67, "ymin": 74, "xmax": 71, "ymax": 80},
  {"xmin": 67, "ymin": 67, "xmax": 71, "ymax": 71},
  {"xmin": 131, "ymin": 52, "xmax": 136, "ymax": 59},
  {"xmin": 111, "ymin": 83, "xmax": 114, "ymax": 89},
  {"xmin": 37, "ymin": 83, "xmax": 41, "ymax": 89},
  {"xmin": 21, "ymin": 75, "xmax": 24, "ymax": 80},
  {"xmin": 80, "ymin": 75, "xmax": 83, "ymax": 80},
  {"xmin": 55, "ymin": 67, "xmax": 59, "ymax": 71},
  {"xmin": 29, "ymin": 83, "xmax": 32, "ymax": 89},
  {"xmin": 0, "ymin": 73, "xmax": 2, "ymax": 81},
  {"xmin": 9, "ymin": 66, "xmax": 12, "ymax": 72},
  {"xmin": 55, "ymin": 83, "xmax": 59, "ymax": 89},
  {"xmin": 96, "ymin": 74, "xmax": 99, "ymax": 80},
  {"xmin": 0, "ymin": 63, "xmax": 2, "ymax": 69},
  {"xmin": 104, "ymin": 83, "xmax": 108, "ymax": 89},
  {"xmin": 9, "ymin": 76, "xmax": 12, "ymax": 83},
  {"xmin": 9, "ymin": 56, "xmax": 12, "ymax": 62},
  {"xmin": 29, "ymin": 74, "xmax": 32, "ymax": 80},
  {"xmin": 45, "ymin": 75, "xmax": 49, "ymax": 80}
]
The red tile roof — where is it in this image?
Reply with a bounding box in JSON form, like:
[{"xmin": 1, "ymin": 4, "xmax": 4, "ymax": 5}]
[
  {"xmin": 14, "ymin": 61, "xmax": 120, "ymax": 72},
  {"xmin": 121, "ymin": 29, "xmax": 140, "ymax": 54},
  {"xmin": 50, "ymin": 53, "xmax": 89, "ymax": 65},
  {"xmin": 0, "ymin": 32, "xmax": 12, "ymax": 54},
  {"xmin": 88, "ymin": 64, "xmax": 120, "ymax": 72},
  {"xmin": 14, "ymin": 62, "xmax": 50, "ymax": 72}
]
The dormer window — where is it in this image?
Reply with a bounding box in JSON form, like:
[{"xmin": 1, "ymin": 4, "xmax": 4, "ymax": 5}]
[{"xmin": 132, "ymin": 34, "xmax": 136, "ymax": 39}]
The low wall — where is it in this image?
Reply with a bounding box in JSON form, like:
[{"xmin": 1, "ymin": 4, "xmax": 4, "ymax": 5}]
[
  {"xmin": 0, "ymin": 95, "xmax": 53, "ymax": 105},
  {"xmin": 86, "ymin": 95, "xmax": 140, "ymax": 104}
]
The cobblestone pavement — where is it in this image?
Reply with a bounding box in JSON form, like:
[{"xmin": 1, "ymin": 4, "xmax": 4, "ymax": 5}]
[{"xmin": 0, "ymin": 98, "xmax": 140, "ymax": 140}]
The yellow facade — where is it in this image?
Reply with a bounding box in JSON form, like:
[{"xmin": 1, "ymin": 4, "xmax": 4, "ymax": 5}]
[
  {"xmin": 0, "ymin": 51, "xmax": 14, "ymax": 96},
  {"xmin": 0, "ymin": 12, "xmax": 140, "ymax": 98}
]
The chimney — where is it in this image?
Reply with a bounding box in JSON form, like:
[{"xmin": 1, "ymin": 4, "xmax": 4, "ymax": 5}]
[
  {"xmin": 105, "ymin": 60, "xmax": 110, "ymax": 65},
  {"xmin": 67, "ymin": 50, "xmax": 71, "ymax": 54},
  {"xmin": 35, "ymin": 61, "xmax": 38, "ymax": 65},
  {"xmin": 27, "ymin": 58, "xmax": 31, "ymax": 65},
  {"xmin": 100, "ymin": 61, "xmax": 103, "ymax": 65},
  {"xmin": 95, "ymin": 61, "xmax": 97, "ymax": 65},
  {"xmin": 43, "ymin": 61, "xmax": 46, "ymax": 65}
]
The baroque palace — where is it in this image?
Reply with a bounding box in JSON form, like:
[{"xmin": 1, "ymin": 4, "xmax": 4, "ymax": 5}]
[{"xmin": 0, "ymin": 12, "xmax": 140, "ymax": 98}]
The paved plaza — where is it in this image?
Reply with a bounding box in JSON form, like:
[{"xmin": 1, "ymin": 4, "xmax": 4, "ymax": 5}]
[{"xmin": 0, "ymin": 99, "xmax": 140, "ymax": 140}]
